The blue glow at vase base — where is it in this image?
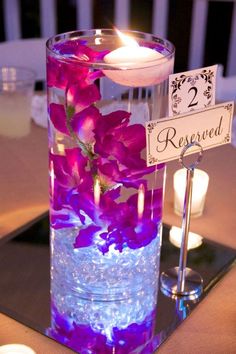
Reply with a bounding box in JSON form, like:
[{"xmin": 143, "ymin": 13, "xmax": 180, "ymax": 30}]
[
  {"xmin": 50, "ymin": 226, "xmax": 161, "ymax": 352},
  {"xmin": 51, "ymin": 225, "xmax": 161, "ymax": 302},
  {"xmin": 49, "ymin": 304, "xmax": 158, "ymax": 354}
]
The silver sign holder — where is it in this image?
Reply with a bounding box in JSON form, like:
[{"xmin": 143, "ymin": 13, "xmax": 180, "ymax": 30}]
[{"xmin": 161, "ymin": 142, "xmax": 204, "ymax": 299}]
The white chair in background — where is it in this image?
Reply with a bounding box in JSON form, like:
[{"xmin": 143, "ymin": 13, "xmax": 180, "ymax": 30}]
[
  {"xmin": 0, "ymin": 38, "xmax": 47, "ymax": 82},
  {"xmin": 217, "ymin": 64, "xmax": 236, "ymax": 102}
]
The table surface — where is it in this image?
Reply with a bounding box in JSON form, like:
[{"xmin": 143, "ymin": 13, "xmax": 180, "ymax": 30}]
[{"xmin": 0, "ymin": 122, "xmax": 236, "ymax": 353}]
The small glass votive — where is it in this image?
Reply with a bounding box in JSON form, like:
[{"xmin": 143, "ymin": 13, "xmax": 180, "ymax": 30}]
[
  {"xmin": 169, "ymin": 226, "xmax": 203, "ymax": 250},
  {"xmin": 173, "ymin": 168, "xmax": 209, "ymax": 217},
  {"xmin": 0, "ymin": 66, "xmax": 35, "ymax": 138}
]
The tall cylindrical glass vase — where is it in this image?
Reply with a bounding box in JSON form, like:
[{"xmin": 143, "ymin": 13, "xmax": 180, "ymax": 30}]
[{"xmin": 46, "ymin": 29, "xmax": 174, "ymax": 353}]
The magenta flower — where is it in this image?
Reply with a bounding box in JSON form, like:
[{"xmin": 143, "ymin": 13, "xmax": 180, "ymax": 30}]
[
  {"xmin": 47, "ymin": 55, "xmax": 89, "ymax": 89},
  {"xmin": 50, "ymin": 148, "xmax": 89, "ymax": 189},
  {"xmin": 72, "ymin": 186, "xmax": 162, "ymax": 254},
  {"xmin": 53, "ymin": 38, "xmax": 109, "ymax": 62},
  {"xmin": 49, "ymin": 148, "xmax": 94, "ymax": 227},
  {"xmin": 48, "ymin": 39, "xmax": 164, "ymax": 254},
  {"xmin": 66, "ymin": 83, "xmax": 101, "ymax": 112},
  {"xmin": 49, "ymin": 103, "xmax": 101, "ymax": 139},
  {"xmin": 94, "ymin": 110, "xmax": 146, "ymax": 170},
  {"xmin": 71, "ymin": 106, "xmax": 101, "ymax": 145},
  {"xmin": 48, "ymin": 303, "xmax": 156, "ymax": 354},
  {"xmin": 47, "ymin": 39, "xmax": 108, "ymax": 89},
  {"xmin": 74, "ymin": 224, "xmax": 102, "ymax": 248},
  {"xmin": 49, "ymin": 103, "xmax": 69, "ymax": 135}
]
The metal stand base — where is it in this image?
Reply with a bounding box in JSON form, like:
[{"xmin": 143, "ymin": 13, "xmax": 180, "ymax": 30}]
[{"xmin": 160, "ymin": 267, "xmax": 203, "ymax": 298}]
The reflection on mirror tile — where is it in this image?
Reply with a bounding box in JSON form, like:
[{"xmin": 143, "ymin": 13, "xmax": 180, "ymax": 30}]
[{"xmin": 0, "ymin": 215, "xmax": 235, "ymax": 353}]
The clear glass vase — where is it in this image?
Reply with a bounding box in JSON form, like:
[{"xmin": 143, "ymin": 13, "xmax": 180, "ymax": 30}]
[{"xmin": 46, "ymin": 29, "xmax": 174, "ymax": 353}]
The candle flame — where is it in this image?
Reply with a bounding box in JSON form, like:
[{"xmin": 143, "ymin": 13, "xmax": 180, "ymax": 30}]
[
  {"xmin": 116, "ymin": 29, "xmax": 139, "ymax": 47},
  {"xmin": 137, "ymin": 183, "xmax": 145, "ymax": 219},
  {"xmin": 94, "ymin": 177, "xmax": 101, "ymax": 207}
]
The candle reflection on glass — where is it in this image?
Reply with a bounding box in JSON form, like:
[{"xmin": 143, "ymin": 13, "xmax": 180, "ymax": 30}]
[
  {"xmin": 169, "ymin": 226, "xmax": 203, "ymax": 250},
  {"xmin": 137, "ymin": 183, "xmax": 145, "ymax": 219},
  {"xmin": 173, "ymin": 168, "xmax": 209, "ymax": 218},
  {"xmin": 94, "ymin": 177, "xmax": 101, "ymax": 207}
]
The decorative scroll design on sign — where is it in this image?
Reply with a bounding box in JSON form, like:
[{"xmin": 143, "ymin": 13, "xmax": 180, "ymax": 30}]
[
  {"xmin": 223, "ymin": 103, "xmax": 233, "ymax": 143},
  {"xmin": 224, "ymin": 134, "xmax": 231, "ymax": 143},
  {"xmin": 170, "ymin": 68, "xmax": 215, "ymax": 115},
  {"xmin": 224, "ymin": 103, "xmax": 233, "ymax": 112},
  {"xmin": 148, "ymin": 154, "xmax": 159, "ymax": 165},
  {"xmin": 147, "ymin": 122, "xmax": 157, "ymax": 134}
]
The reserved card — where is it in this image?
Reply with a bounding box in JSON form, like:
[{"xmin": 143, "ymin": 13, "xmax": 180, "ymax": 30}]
[
  {"xmin": 146, "ymin": 102, "xmax": 234, "ymax": 166},
  {"xmin": 168, "ymin": 65, "xmax": 217, "ymax": 116}
]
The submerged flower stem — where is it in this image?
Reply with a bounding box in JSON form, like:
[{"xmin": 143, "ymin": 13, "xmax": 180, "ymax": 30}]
[
  {"xmin": 65, "ymin": 109, "xmax": 94, "ymax": 160},
  {"xmin": 65, "ymin": 84, "xmax": 95, "ymax": 159}
]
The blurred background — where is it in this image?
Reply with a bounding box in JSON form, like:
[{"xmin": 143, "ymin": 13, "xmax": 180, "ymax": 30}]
[{"xmin": 0, "ymin": 0, "xmax": 234, "ymax": 75}]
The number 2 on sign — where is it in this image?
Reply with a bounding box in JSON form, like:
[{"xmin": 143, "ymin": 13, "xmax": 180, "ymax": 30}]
[
  {"xmin": 168, "ymin": 65, "xmax": 217, "ymax": 116},
  {"xmin": 188, "ymin": 86, "xmax": 198, "ymax": 108}
]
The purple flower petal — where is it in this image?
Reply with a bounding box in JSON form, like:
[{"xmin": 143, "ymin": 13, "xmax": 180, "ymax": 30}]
[
  {"xmin": 50, "ymin": 211, "xmax": 84, "ymax": 229},
  {"xmin": 88, "ymin": 70, "xmax": 105, "ymax": 82},
  {"xmin": 69, "ymin": 192, "xmax": 96, "ymax": 222},
  {"xmin": 53, "ymin": 39, "xmax": 87, "ymax": 55},
  {"xmin": 49, "ymin": 103, "xmax": 69, "ymax": 135},
  {"xmin": 95, "ymin": 110, "xmax": 130, "ymax": 139},
  {"xmin": 47, "ymin": 55, "xmax": 88, "ymax": 89},
  {"xmin": 49, "ymin": 303, "xmax": 156, "ymax": 353},
  {"xmin": 74, "ymin": 224, "xmax": 101, "ymax": 248},
  {"xmin": 71, "ymin": 106, "xmax": 101, "ymax": 144},
  {"xmin": 116, "ymin": 124, "xmax": 146, "ymax": 152},
  {"xmin": 65, "ymin": 147, "xmax": 88, "ymax": 177},
  {"xmin": 50, "ymin": 148, "xmax": 89, "ymax": 189},
  {"xmin": 67, "ymin": 83, "xmax": 101, "ymax": 111}
]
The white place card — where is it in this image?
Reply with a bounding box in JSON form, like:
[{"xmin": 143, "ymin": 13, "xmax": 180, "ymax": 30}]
[
  {"xmin": 146, "ymin": 102, "xmax": 234, "ymax": 166},
  {"xmin": 168, "ymin": 65, "xmax": 217, "ymax": 116}
]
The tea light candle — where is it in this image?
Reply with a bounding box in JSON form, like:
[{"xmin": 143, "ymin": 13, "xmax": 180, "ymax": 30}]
[
  {"xmin": 103, "ymin": 30, "xmax": 173, "ymax": 87},
  {"xmin": 169, "ymin": 226, "xmax": 203, "ymax": 250},
  {"xmin": 104, "ymin": 45, "xmax": 163, "ymax": 67},
  {"xmin": 0, "ymin": 344, "xmax": 36, "ymax": 354},
  {"xmin": 173, "ymin": 168, "xmax": 209, "ymax": 217}
]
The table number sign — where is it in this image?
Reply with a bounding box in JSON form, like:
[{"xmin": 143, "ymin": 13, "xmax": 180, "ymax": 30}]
[
  {"xmin": 146, "ymin": 101, "xmax": 234, "ymax": 166},
  {"xmin": 168, "ymin": 65, "xmax": 217, "ymax": 116}
]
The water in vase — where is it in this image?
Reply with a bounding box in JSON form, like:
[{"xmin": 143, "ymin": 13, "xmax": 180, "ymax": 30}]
[{"xmin": 47, "ymin": 29, "xmax": 174, "ymax": 353}]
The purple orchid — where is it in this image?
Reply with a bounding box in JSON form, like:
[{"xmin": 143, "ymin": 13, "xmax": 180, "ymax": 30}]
[
  {"xmin": 48, "ymin": 39, "xmax": 164, "ymax": 254},
  {"xmin": 71, "ymin": 106, "xmax": 101, "ymax": 145},
  {"xmin": 66, "ymin": 83, "xmax": 101, "ymax": 112},
  {"xmin": 47, "ymin": 38, "xmax": 108, "ymax": 89},
  {"xmin": 53, "ymin": 38, "xmax": 109, "ymax": 62},
  {"xmin": 47, "ymin": 55, "xmax": 89, "ymax": 89},
  {"xmin": 73, "ymin": 186, "xmax": 162, "ymax": 253},
  {"xmin": 94, "ymin": 110, "xmax": 147, "ymax": 171},
  {"xmin": 48, "ymin": 303, "xmax": 156, "ymax": 354}
]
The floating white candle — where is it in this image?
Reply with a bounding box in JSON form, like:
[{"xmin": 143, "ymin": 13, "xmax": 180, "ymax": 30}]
[
  {"xmin": 173, "ymin": 168, "xmax": 209, "ymax": 218},
  {"xmin": 169, "ymin": 226, "xmax": 203, "ymax": 250},
  {"xmin": 104, "ymin": 29, "xmax": 163, "ymax": 66},
  {"xmin": 104, "ymin": 45, "xmax": 163, "ymax": 67},
  {"xmin": 103, "ymin": 30, "xmax": 174, "ymax": 87}
]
